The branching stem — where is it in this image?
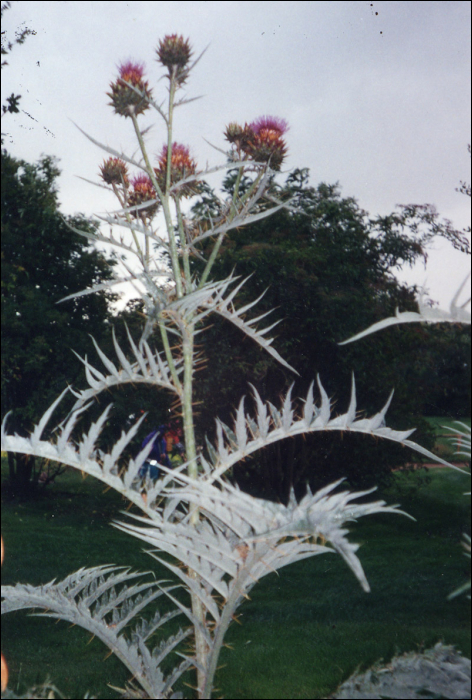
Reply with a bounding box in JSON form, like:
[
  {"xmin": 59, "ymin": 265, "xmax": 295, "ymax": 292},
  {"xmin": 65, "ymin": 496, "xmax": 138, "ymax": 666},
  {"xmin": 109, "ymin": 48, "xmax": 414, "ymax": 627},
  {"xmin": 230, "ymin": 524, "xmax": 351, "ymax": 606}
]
[
  {"xmin": 199, "ymin": 168, "xmax": 265, "ymax": 288},
  {"xmin": 130, "ymin": 110, "xmax": 184, "ymax": 299}
]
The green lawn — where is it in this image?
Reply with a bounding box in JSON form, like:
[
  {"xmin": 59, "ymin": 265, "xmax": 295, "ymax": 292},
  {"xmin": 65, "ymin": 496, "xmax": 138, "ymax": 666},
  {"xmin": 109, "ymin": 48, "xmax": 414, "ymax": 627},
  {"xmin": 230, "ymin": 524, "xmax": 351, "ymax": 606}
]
[{"xmin": 1, "ymin": 460, "xmax": 470, "ymax": 699}]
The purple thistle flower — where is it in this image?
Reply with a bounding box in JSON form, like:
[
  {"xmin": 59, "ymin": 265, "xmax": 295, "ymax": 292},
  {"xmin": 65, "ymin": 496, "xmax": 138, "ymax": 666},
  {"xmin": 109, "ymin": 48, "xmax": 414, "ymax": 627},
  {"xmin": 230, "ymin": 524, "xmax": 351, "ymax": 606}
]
[
  {"xmin": 238, "ymin": 116, "xmax": 290, "ymax": 170},
  {"xmin": 157, "ymin": 143, "xmax": 194, "ymax": 168},
  {"xmin": 249, "ymin": 116, "xmax": 289, "ymax": 136},
  {"xmin": 131, "ymin": 173, "xmax": 154, "ymax": 189},
  {"xmin": 118, "ymin": 61, "xmax": 146, "ymax": 84},
  {"xmin": 154, "ymin": 143, "xmax": 198, "ymax": 198},
  {"xmin": 107, "ymin": 60, "xmax": 152, "ymax": 117},
  {"xmin": 128, "ymin": 174, "xmax": 159, "ymax": 219}
]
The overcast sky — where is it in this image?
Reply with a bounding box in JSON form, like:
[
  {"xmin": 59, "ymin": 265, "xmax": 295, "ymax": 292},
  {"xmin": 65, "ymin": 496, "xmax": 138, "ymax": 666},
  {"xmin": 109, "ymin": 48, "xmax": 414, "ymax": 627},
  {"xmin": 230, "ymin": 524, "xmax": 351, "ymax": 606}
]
[{"xmin": 2, "ymin": 0, "xmax": 471, "ymax": 308}]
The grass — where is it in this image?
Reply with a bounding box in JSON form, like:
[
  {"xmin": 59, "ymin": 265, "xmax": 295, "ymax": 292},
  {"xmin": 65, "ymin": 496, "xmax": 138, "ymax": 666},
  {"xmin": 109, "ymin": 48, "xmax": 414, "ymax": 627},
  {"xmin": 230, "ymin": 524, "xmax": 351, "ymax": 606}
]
[{"xmin": 1, "ymin": 454, "xmax": 470, "ymax": 699}]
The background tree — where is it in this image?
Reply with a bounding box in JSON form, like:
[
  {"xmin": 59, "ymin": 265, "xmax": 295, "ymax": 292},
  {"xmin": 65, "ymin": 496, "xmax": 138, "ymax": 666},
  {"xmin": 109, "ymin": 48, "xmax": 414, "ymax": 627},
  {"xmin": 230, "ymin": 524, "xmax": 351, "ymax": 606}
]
[
  {"xmin": 191, "ymin": 169, "xmax": 469, "ymax": 502},
  {"xmin": 455, "ymin": 144, "xmax": 471, "ymax": 243},
  {"xmin": 1, "ymin": 150, "xmax": 119, "ymax": 497},
  {"xmin": 414, "ymin": 324, "xmax": 471, "ymax": 418},
  {"xmin": 1, "ymin": 1, "xmax": 37, "ymax": 125}
]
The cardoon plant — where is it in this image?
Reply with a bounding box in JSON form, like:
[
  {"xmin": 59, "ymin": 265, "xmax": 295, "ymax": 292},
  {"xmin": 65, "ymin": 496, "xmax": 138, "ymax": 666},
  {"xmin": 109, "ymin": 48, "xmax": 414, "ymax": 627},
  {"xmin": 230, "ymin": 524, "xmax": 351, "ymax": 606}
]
[{"xmin": 1, "ymin": 35, "xmax": 469, "ymax": 700}]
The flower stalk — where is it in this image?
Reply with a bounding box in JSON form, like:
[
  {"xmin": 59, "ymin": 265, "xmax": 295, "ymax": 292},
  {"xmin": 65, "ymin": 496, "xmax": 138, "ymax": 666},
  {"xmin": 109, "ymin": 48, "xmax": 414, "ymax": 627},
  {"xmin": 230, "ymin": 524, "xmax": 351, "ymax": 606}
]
[
  {"xmin": 129, "ymin": 111, "xmax": 184, "ymax": 299},
  {"xmin": 198, "ymin": 168, "xmax": 265, "ymax": 289}
]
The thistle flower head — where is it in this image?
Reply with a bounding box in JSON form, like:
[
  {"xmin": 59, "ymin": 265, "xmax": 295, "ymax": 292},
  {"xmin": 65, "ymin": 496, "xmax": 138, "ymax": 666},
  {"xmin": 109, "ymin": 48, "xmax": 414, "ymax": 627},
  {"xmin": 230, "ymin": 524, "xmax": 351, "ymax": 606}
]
[
  {"xmin": 118, "ymin": 61, "xmax": 146, "ymax": 85},
  {"xmin": 158, "ymin": 143, "xmax": 195, "ymax": 171},
  {"xmin": 224, "ymin": 116, "xmax": 289, "ymax": 170},
  {"xmin": 224, "ymin": 123, "xmax": 245, "ymax": 142},
  {"xmin": 128, "ymin": 174, "xmax": 159, "ymax": 219},
  {"xmin": 224, "ymin": 122, "xmax": 254, "ymax": 152},
  {"xmin": 99, "ymin": 157, "xmax": 129, "ymax": 188},
  {"xmin": 156, "ymin": 34, "xmax": 192, "ymax": 84},
  {"xmin": 248, "ymin": 115, "xmax": 289, "ymax": 137},
  {"xmin": 155, "ymin": 142, "xmax": 198, "ymax": 197},
  {"xmin": 107, "ymin": 60, "xmax": 153, "ymax": 117},
  {"xmin": 245, "ymin": 115, "xmax": 289, "ymax": 170}
]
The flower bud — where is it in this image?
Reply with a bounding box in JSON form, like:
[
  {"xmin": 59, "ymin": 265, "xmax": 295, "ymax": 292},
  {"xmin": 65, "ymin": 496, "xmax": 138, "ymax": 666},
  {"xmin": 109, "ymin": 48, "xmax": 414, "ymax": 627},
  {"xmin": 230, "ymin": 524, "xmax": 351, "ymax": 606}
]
[
  {"xmin": 156, "ymin": 34, "xmax": 192, "ymax": 84},
  {"xmin": 128, "ymin": 174, "xmax": 159, "ymax": 219},
  {"xmin": 155, "ymin": 143, "xmax": 198, "ymax": 197},
  {"xmin": 224, "ymin": 123, "xmax": 254, "ymax": 153},
  {"xmin": 99, "ymin": 157, "xmax": 129, "ymax": 187},
  {"xmin": 107, "ymin": 61, "xmax": 153, "ymax": 117}
]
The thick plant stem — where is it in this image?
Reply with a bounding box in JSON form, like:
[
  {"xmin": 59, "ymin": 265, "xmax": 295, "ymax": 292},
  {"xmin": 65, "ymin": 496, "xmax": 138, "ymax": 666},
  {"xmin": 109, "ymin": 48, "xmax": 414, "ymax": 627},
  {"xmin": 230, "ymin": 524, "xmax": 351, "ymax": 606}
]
[
  {"xmin": 199, "ymin": 231, "xmax": 225, "ymax": 289},
  {"xmin": 175, "ymin": 197, "xmax": 191, "ymax": 284},
  {"xmin": 201, "ymin": 557, "xmax": 266, "ymax": 699},
  {"xmin": 166, "ymin": 72, "xmax": 177, "ymax": 194},
  {"xmin": 182, "ymin": 323, "xmax": 197, "ymax": 481},
  {"xmin": 191, "ymin": 587, "xmax": 209, "ymax": 698},
  {"xmin": 132, "ymin": 88, "xmax": 207, "ymax": 687},
  {"xmin": 169, "ymin": 66, "xmax": 207, "ymax": 685},
  {"xmin": 202, "ymin": 592, "xmax": 240, "ymax": 698},
  {"xmin": 181, "ymin": 320, "xmax": 209, "ymax": 694},
  {"xmin": 158, "ymin": 320, "xmax": 182, "ymax": 395},
  {"xmin": 144, "ymin": 220, "xmax": 150, "ymax": 264}
]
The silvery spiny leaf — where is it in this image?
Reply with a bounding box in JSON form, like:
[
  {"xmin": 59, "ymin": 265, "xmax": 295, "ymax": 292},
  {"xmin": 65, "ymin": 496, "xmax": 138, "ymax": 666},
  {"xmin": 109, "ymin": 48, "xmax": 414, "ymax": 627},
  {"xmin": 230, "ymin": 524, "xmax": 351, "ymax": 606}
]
[
  {"xmin": 68, "ymin": 325, "xmax": 182, "ymax": 413},
  {"xmin": 204, "ymin": 375, "xmax": 466, "ymax": 482},
  {"xmin": 446, "ymin": 422, "xmax": 471, "ymax": 462},
  {"xmin": 330, "ymin": 642, "xmax": 471, "ymax": 699},
  {"xmin": 71, "ymin": 120, "xmax": 144, "ymax": 170},
  {"xmin": 192, "ymin": 200, "xmax": 292, "ymax": 244},
  {"xmin": 1, "ymin": 400, "xmax": 170, "ymax": 519},
  {"xmin": 117, "ymin": 473, "xmax": 410, "ymax": 599},
  {"xmin": 193, "ymin": 272, "xmax": 298, "ymax": 374},
  {"xmin": 1, "ymin": 566, "xmax": 189, "ymax": 699},
  {"xmin": 57, "ymin": 269, "xmax": 168, "ymax": 304},
  {"xmin": 62, "ymin": 216, "xmax": 138, "ymax": 256},
  {"xmin": 340, "ymin": 274, "xmax": 471, "ymax": 345}
]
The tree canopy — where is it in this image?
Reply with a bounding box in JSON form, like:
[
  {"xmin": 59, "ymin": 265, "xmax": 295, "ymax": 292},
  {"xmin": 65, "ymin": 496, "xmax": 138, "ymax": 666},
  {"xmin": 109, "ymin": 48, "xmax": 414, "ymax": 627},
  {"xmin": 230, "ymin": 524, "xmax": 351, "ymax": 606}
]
[
  {"xmin": 1, "ymin": 1, "xmax": 37, "ymax": 128},
  {"xmin": 189, "ymin": 169, "xmax": 468, "ymax": 501},
  {"xmin": 1, "ymin": 150, "xmax": 118, "ymax": 495}
]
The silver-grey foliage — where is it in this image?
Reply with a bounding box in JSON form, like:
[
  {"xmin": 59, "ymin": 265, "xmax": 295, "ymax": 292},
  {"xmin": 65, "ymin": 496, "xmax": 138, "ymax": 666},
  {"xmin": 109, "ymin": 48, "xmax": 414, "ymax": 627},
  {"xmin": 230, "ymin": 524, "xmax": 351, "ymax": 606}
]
[
  {"xmin": 341, "ymin": 280, "xmax": 471, "ymax": 604},
  {"xmin": 1, "ymin": 375, "xmax": 461, "ymax": 697},
  {"xmin": 1, "ymin": 566, "xmax": 191, "ymax": 699},
  {"xmin": 328, "ymin": 643, "xmax": 471, "ymax": 699},
  {"xmin": 335, "ymin": 270, "xmax": 471, "ymax": 698},
  {"xmin": 2, "ymin": 36, "xmax": 470, "ymax": 700},
  {"xmin": 339, "ymin": 274, "xmax": 471, "ymax": 345},
  {"xmin": 0, "ymin": 682, "xmax": 95, "ymax": 699},
  {"xmin": 200, "ymin": 375, "xmax": 468, "ymax": 483}
]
